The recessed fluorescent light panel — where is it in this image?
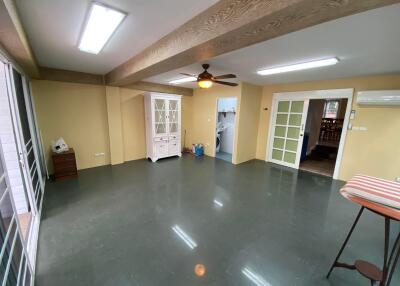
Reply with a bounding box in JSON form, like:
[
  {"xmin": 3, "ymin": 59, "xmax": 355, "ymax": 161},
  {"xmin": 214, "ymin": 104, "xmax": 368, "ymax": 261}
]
[
  {"xmin": 79, "ymin": 2, "xmax": 126, "ymax": 54},
  {"xmin": 257, "ymin": 58, "xmax": 339, "ymax": 76},
  {"xmin": 169, "ymin": 77, "xmax": 197, "ymax": 85}
]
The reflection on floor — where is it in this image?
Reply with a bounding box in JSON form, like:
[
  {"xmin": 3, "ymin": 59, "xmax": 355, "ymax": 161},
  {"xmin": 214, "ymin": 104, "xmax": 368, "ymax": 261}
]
[
  {"xmin": 300, "ymin": 144, "xmax": 338, "ymax": 177},
  {"xmin": 36, "ymin": 156, "xmax": 399, "ymax": 286},
  {"xmin": 300, "ymin": 158, "xmax": 336, "ymax": 177},
  {"xmin": 18, "ymin": 212, "xmax": 31, "ymax": 238},
  {"xmin": 215, "ymin": 151, "xmax": 232, "ymax": 162}
]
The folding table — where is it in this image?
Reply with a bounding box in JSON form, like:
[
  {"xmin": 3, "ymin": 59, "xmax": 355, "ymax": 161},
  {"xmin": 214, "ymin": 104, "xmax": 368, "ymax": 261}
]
[{"xmin": 327, "ymin": 175, "xmax": 400, "ymax": 286}]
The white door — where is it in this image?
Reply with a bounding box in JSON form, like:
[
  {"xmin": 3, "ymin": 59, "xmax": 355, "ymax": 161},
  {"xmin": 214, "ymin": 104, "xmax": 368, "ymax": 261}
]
[{"xmin": 269, "ymin": 99, "xmax": 308, "ymax": 168}]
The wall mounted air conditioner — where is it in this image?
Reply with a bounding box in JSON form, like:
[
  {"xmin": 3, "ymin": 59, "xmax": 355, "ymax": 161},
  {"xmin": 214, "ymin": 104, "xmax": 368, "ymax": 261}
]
[{"xmin": 357, "ymin": 90, "xmax": 400, "ymax": 106}]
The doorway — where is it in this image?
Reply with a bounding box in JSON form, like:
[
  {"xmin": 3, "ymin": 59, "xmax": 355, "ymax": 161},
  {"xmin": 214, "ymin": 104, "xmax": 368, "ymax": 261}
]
[
  {"xmin": 267, "ymin": 89, "xmax": 353, "ymax": 179},
  {"xmin": 215, "ymin": 97, "xmax": 237, "ymax": 163},
  {"xmin": 299, "ymin": 99, "xmax": 348, "ymax": 177}
]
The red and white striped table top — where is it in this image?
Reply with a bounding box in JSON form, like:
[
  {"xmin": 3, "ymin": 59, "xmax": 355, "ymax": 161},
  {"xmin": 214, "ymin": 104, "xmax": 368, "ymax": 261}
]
[{"xmin": 340, "ymin": 174, "xmax": 400, "ymax": 221}]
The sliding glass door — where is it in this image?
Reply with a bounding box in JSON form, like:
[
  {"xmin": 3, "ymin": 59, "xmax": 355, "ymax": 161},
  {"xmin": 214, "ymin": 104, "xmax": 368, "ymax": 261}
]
[
  {"xmin": 5, "ymin": 65, "xmax": 44, "ymax": 266},
  {"xmin": 269, "ymin": 99, "xmax": 308, "ymax": 169}
]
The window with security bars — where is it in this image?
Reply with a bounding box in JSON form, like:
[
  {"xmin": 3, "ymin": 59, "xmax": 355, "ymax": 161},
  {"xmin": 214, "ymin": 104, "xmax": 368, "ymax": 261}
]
[{"xmin": 0, "ymin": 145, "xmax": 32, "ymax": 286}]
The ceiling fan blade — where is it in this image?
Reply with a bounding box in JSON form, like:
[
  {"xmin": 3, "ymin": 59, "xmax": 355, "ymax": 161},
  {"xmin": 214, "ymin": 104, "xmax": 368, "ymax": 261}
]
[
  {"xmin": 213, "ymin": 80, "xmax": 238, "ymax": 87},
  {"xmin": 213, "ymin": 74, "xmax": 236, "ymax": 80},
  {"xmin": 180, "ymin": 73, "xmax": 197, "ymax": 78}
]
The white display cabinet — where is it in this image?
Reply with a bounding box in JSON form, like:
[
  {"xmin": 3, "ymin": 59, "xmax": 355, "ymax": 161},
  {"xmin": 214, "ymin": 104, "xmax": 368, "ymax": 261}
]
[{"xmin": 144, "ymin": 92, "xmax": 182, "ymax": 162}]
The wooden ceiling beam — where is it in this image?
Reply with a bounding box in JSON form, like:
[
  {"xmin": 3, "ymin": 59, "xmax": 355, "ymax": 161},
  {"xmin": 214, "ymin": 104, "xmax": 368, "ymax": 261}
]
[
  {"xmin": 0, "ymin": 0, "xmax": 40, "ymax": 78},
  {"xmin": 105, "ymin": 0, "xmax": 400, "ymax": 86},
  {"xmin": 124, "ymin": 81, "xmax": 193, "ymax": 96},
  {"xmin": 39, "ymin": 67, "xmax": 105, "ymax": 86},
  {"xmin": 39, "ymin": 67, "xmax": 193, "ymax": 96}
]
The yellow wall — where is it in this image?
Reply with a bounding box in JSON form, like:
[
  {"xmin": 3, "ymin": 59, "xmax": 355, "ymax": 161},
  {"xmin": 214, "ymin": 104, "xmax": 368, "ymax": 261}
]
[
  {"xmin": 181, "ymin": 95, "xmax": 193, "ymax": 148},
  {"xmin": 120, "ymin": 88, "xmax": 147, "ymax": 162},
  {"xmin": 190, "ymin": 84, "xmax": 242, "ymax": 163},
  {"xmin": 235, "ymin": 82, "xmax": 262, "ymax": 164},
  {"xmin": 32, "ymin": 80, "xmax": 110, "ymax": 172},
  {"xmin": 32, "ymin": 80, "xmax": 192, "ymax": 172},
  {"xmin": 106, "ymin": 86, "xmax": 124, "ymax": 165},
  {"xmin": 32, "ymin": 74, "xmax": 400, "ymax": 182},
  {"xmin": 256, "ymin": 74, "xmax": 400, "ymax": 181}
]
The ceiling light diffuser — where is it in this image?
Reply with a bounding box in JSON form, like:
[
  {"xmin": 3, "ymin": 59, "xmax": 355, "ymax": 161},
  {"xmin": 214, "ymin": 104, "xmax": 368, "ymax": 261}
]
[
  {"xmin": 169, "ymin": 77, "xmax": 197, "ymax": 84},
  {"xmin": 257, "ymin": 58, "xmax": 339, "ymax": 76},
  {"xmin": 79, "ymin": 2, "xmax": 126, "ymax": 54}
]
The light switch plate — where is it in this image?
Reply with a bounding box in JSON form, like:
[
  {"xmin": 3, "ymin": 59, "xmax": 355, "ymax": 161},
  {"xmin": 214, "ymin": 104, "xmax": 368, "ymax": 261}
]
[{"xmin": 350, "ymin": 110, "xmax": 356, "ymax": 120}]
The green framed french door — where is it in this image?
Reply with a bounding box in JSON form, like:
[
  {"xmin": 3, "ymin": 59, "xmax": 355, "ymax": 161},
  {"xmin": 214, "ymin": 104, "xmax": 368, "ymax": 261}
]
[{"xmin": 269, "ymin": 99, "xmax": 308, "ymax": 169}]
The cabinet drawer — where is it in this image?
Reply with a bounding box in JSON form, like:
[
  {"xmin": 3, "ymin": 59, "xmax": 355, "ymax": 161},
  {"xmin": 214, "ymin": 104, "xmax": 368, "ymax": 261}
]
[
  {"xmin": 54, "ymin": 161, "xmax": 76, "ymax": 171},
  {"xmin": 169, "ymin": 135, "xmax": 179, "ymax": 141},
  {"xmin": 53, "ymin": 154, "xmax": 76, "ymax": 163},
  {"xmin": 154, "ymin": 137, "xmax": 168, "ymax": 142},
  {"xmin": 155, "ymin": 141, "xmax": 168, "ymax": 157},
  {"xmin": 169, "ymin": 140, "xmax": 180, "ymax": 154}
]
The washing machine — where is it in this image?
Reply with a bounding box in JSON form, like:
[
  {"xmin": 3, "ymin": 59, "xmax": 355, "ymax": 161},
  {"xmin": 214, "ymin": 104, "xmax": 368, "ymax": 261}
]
[{"xmin": 216, "ymin": 132, "xmax": 221, "ymax": 152}]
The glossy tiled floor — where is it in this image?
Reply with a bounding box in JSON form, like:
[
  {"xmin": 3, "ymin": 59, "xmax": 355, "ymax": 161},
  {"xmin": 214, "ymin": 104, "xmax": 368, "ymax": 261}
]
[
  {"xmin": 215, "ymin": 151, "xmax": 232, "ymax": 163},
  {"xmin": 36, "ymin": 155, "xmax": 399, "ymax": 286}
]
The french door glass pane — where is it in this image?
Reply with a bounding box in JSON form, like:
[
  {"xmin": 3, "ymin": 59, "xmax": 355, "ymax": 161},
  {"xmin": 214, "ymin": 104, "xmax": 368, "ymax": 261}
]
[
  {"xmin": 276, "ymin": 114, "xmax": 288, "ymax": 125},
  {"xmin": 272, "ymin": 100, "xmax": 305, "ymax": 166},
  {"xmin": 273, "ymin": 138, "xmax": 284, "ymax": 149},
  {"xmin": 272, "ymin": 149, "xmax": 283, "ymax": 160},
  {"xmin": 277, "ymin": 101, "xmax": 290, "ymax": 112},
  {"xmin": 290, "ymin": 101, "xmax": 304, "ymax": 113}
]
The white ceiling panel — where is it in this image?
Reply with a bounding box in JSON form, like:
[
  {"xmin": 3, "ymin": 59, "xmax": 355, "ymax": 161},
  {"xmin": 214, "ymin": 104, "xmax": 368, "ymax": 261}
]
[{"xmin": 15, "ymin": 0, "xmax": 219, "ymax": 74}]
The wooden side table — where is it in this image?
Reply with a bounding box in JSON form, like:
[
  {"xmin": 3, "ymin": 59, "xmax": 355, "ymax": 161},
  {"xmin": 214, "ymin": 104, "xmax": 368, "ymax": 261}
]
[{"xmin": 52, "ymin": 148, "xmax": 78, "ymax": 181}]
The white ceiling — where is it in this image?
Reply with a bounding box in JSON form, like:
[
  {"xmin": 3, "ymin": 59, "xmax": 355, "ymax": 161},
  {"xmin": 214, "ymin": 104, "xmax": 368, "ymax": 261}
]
[
  {"xmin": 15, "ymin": 0, "xmax": 218, "ymax": 74},
  {"xmin": 146, "ymin": 4, "xmax": 400, "ymax": 87}
]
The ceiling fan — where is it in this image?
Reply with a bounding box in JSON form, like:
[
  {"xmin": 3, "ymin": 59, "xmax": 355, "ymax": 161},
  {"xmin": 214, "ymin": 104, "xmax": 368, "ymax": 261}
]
[{"xmin": 180, "ymin": 64, "xmax": 238, "ymax": 88}]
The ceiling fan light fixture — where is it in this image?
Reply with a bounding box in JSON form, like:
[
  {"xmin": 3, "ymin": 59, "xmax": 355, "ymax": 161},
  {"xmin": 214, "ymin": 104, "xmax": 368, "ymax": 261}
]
[{"xmin": 198, "ymin": 79, "xmax": 213, "ymax": 89}]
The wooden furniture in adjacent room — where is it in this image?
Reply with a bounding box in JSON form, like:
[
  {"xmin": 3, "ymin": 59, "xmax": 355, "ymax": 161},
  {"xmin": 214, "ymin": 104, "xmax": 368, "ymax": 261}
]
[
  {"xmin": 144, "ymin": 92, "xmax": 182, "ymax": 162},
  {"xmin": 52, "ymin": 148, "xmax": 78, "ymax": 180}
]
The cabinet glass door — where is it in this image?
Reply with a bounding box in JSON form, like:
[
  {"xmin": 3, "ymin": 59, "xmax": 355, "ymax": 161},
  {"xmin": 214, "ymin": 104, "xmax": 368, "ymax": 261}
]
[
  {"xmin": 269, "ymin": 100, "xmax": 308, "ymax": 168},
  {"xmin": 168, "ymin": 99, "xmax": 179, "ymax": 135},
  {"xmin": 153, "ymin": 98, "xmax": 167, "ymax": 136}
]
